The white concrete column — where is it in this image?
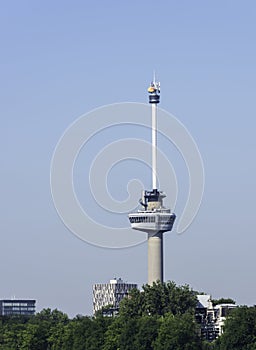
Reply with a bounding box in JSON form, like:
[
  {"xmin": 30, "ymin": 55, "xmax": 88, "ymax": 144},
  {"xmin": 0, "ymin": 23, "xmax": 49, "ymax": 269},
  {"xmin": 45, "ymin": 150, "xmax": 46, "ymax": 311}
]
[{"xmin": 148, "ymin": 232, "xmax": 163, "ymax": 285}]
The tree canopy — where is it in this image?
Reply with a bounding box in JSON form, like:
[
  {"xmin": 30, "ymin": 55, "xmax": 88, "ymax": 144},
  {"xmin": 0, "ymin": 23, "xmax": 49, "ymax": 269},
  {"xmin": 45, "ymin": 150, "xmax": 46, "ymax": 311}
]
[
  {"xmin": 119, "ymin": 280, "xmax": 197, "ymax": 318},
  {"xmin": 211, "ymin": 298, "xmax": 236, "ymax": 306},
  {"xmin": 215, "ymin": 306, "xmax": 256, "ymax": 350},
  {"xmin": 0, "ymin": 283, "xmax": 255, "ymax": 349}
]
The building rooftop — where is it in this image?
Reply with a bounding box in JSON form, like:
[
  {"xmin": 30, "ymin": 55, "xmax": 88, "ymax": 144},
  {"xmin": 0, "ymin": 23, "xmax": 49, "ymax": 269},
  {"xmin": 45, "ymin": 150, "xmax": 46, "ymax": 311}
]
[{"xmin": 197, "ymin": 295, "xmax": 212, "ymax": 309}]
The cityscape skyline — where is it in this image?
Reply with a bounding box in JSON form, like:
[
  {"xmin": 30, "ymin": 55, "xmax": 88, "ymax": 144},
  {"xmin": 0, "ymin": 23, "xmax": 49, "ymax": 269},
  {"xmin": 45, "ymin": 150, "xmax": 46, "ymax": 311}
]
[{"xmin": 1, "ymin": 1, "xmax": 256, "ymax": 317}]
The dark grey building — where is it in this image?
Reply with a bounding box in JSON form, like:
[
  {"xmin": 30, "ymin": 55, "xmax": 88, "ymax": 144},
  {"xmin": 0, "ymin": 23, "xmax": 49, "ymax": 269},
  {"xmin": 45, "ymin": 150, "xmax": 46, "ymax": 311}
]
[{"xmin": 0, "ymin": 299, "xmax": 36, "ymax": 316}]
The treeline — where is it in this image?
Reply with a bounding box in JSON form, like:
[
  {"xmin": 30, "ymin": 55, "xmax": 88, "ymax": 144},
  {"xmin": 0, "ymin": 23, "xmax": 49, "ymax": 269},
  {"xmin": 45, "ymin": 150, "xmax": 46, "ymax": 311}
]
[{"xmin": 0, "ymin": 281, "xmax": 256, "ymax": 349}]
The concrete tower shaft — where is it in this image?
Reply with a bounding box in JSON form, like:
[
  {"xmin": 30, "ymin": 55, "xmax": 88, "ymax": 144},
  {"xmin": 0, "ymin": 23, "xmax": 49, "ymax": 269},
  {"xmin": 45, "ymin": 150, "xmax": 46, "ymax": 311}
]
[{"xmin": 148, "ymin": 232, "xmax": 163, "ymax": 285}]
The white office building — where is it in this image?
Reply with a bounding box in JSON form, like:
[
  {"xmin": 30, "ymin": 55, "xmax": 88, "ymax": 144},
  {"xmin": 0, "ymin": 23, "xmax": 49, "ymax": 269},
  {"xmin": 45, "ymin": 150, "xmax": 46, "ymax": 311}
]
[{"xmin": 93, "ymin": 278, "xmax": 137, "ymax": 315}]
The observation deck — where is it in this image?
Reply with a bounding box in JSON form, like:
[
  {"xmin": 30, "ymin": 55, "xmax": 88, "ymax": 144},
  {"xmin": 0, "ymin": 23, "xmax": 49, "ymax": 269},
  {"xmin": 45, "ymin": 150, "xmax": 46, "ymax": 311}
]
[{"xmin": 128, "ymin": 189, "xmax": 176, "ymax": 234}]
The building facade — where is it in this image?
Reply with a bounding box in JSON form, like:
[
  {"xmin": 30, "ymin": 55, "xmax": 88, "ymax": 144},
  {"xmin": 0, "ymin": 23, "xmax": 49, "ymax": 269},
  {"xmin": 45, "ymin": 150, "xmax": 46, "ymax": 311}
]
[
  {"xmin": 195, "ymin": 295, "xmax": 236, "ymax": 341},
  {"xmin": 93, "ymin": 278, "xmax": 137, "ymax": 315},
  {"xmin": 0, "ymin": 299, "xmax": 36, "ymax": 316}
]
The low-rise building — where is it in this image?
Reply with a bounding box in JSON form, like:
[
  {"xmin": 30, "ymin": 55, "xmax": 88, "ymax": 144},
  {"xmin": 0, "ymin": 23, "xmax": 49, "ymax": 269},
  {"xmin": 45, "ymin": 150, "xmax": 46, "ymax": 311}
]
[
  {"xmin": 196, "ymin": 295, "xmax": 236, "ymax": 341},
  {"xmin": 0, "ymin": 299, "xmax": 36, "ymax": 316},
  {"xmin": 214, "ymin": 303, "xmax": 237, "ymax": 335}
]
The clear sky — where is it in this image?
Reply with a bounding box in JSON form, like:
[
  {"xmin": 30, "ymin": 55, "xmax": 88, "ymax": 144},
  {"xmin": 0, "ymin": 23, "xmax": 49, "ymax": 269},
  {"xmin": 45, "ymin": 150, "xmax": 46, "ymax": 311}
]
[{"xmin": 1, "ymin": 1, "xmax": 256, "ymax": 316}]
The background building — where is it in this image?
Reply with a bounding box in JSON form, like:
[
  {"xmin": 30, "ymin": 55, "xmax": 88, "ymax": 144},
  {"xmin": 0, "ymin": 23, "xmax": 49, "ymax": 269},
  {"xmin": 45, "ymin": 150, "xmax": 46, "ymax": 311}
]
[
  {"xmin": 93, "ymin": 278, "xmax": 137, "ymax": 315},
  {"xmin": 195, "ymin": 295, "xmax": 236, "ymax": 341},
  {"xmin": 0, "ymin": 299, "xmax": 36, "ymax": 316}
]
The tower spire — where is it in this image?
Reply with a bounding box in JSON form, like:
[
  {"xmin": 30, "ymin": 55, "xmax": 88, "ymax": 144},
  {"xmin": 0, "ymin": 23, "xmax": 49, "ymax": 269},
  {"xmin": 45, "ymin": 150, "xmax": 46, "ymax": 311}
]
[{"xmin": 148, "ymin": 75, "xmax": 160, "ymax": 189}]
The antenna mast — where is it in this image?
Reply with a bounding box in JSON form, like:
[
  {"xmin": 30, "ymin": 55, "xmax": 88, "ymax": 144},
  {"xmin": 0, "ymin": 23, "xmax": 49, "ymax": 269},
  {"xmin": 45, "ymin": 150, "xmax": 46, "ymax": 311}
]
[{"xmin": 148, "ymin": 74, "xmax": 160, "ymax": 189}]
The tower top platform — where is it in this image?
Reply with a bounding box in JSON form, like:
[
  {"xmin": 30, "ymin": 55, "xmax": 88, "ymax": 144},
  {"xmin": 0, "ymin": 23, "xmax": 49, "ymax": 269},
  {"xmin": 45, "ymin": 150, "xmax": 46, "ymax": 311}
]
[{"xmin": 148, "ymin": 80, "xmax": 160, "ymax": 104}]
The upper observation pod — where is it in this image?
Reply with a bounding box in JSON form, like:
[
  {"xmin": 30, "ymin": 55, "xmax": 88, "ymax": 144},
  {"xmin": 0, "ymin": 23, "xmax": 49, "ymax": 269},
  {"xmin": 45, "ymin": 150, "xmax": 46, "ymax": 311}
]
[{"xmin": 148, "ymin": 80, "xmax": 160, "ymax": 104}]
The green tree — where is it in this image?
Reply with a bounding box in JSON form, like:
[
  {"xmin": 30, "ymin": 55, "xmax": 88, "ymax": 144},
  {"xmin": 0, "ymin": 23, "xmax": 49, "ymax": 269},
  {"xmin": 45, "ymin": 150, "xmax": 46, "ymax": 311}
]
[
  {"xmin": 103, "ymin": 316, "xmax": 123, "ymax": 350},
  {"xmin": 119, "ymin": 281, "xmax": 197, "ymax": 318},
  {"xmin": 134, "ymin": 315, "xmax": 159, "ymax": 350},
  {"xmin": 118, "ymin": 288, "xmax": 144, "ymax": 318},
  {"xmin": 19, "ymin": 323, "xmax": 41, "ymax": 350},
  {"xmin": 217, "ymin": 306, "xmax": 256, "ymax": 350},
  {"xmin": 143, "ymin": 281, "xmax": 197, "ymax": 316},
  {"xmin": 1, "ymin": 319, "xmax": 27, "ymax": 350},
  {"xmin": 52, "ymin": 321, "xmax": 76, "ymax": 350},
  {"xmin": 32, "ymin": 308, "xmax": 69, "ymax": 325},
  {"xmin": 48, "ymin": 322, "xmax": 67, "ymax": 350},
  {"xmin": 118, "ymin": 317, "xmax": 138, "ymax": 350},
  {"xmin": 211, "ymin": 298, "xmax": 236, "ymax": 306},
  {"xmin": 153, "ymin": 312, "xmax": 202, "ymax": 350},
  {"xmin": 0, "ymin": 318, "xmax": 4, "ymax": 347},
  {"xmin": 86, "ymin": 316, "xmax": 113, "ymax": 350},
  {"xmin": 70, "ymin": 315, "xmax": 93, "ymax": 350}
]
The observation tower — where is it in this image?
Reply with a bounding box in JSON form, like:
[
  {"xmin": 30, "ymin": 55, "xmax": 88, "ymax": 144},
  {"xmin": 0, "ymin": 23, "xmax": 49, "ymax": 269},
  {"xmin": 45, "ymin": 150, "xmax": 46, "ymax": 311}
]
[{"xmin": 128, "ymin": 77, "xmax": 176, "ymax": 285}]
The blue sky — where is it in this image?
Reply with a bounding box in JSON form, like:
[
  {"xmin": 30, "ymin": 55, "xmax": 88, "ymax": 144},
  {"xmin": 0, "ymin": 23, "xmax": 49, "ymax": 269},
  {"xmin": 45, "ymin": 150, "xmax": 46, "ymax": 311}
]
[{"xmin": 1, "ymin": 1, "xmax": 256, "ymax": 316}]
